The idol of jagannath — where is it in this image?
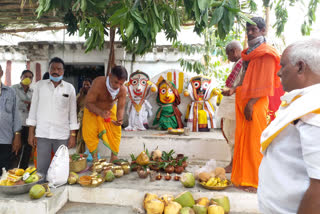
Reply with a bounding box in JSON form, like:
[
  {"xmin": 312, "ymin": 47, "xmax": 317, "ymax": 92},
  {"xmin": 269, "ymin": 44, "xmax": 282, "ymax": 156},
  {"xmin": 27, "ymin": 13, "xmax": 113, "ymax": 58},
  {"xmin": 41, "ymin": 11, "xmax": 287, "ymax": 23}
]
[
  {"xmin": 125, "ymin": 70, "xmax": 157, "ymax": 131},
  {"xmin": 184, "ymin": 76, "xmax": 221, "ymax": 132},
  {"xmin": 153, "ymin": 77, "xmax": 183, "ymax": 130}
]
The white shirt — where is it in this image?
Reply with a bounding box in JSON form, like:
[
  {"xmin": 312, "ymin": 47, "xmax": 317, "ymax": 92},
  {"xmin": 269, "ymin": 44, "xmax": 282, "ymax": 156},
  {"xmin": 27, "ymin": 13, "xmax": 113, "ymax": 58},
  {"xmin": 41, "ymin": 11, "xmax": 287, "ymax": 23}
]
[
  {"xmin": 258, "ymin": 116, "xmax": 320, "ymax": 213},
  {"xmin": 26, "ymin": 80, "xmax": 79, "ymax": 140}
]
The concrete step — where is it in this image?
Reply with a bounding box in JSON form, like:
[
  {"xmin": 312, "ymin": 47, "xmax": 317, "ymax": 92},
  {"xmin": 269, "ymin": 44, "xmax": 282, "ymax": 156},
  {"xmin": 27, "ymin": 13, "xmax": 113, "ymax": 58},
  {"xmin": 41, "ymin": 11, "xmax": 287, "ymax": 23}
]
[
  {"xmin": 0, "ymin": 163, "xmax": 260, "ymax": 214},
  {"xmin": 58, "ymin": 202, "xmax": 258, "ymax": 214},
  {"xmin": 97, "ymin": 129, "xmax": 231, "ymax": 162}
]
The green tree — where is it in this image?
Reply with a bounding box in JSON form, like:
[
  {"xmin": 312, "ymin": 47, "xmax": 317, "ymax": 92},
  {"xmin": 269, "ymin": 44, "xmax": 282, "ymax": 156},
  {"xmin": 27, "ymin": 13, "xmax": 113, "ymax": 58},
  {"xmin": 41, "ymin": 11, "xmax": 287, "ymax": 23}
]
[{"xmin": 36, "ymin": 0, "xmax": 254, "ymax": 55}]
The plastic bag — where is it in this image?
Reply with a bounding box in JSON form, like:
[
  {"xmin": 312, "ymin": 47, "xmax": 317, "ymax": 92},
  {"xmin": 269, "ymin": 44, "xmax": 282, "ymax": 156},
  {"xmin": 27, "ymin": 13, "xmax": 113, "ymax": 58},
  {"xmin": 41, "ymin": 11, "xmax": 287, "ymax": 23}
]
[
  {"xmin": 46, "ymin": 145, "xmax": 69, "ymax": 188},
  {"xmin": 194, "ymin": 159, "xmax": 217, "ymax": 179}
]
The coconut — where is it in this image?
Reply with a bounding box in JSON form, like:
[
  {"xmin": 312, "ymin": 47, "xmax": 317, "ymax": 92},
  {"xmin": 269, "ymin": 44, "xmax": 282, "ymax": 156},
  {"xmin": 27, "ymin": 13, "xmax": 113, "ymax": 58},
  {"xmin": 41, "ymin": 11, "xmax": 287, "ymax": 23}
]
[
  {"xmin": 174, "ymin": 191, "xmax": 195, "ymax": 208},
  {"xmin": 144, "ymin": 193, "xmax": 158, "ymax": 209},
  {"xmin": 211, "ymin": 196, "xmax": 230, "ymax": 214},
  {"xmin": 198, "ymin": 172, "xmax": 211, "ymax": 182},
  {"xmin": 68, "ymin": 172, "xmax": 79, "ymax": 185},
  {"xmin": 179, "ymin": 207, "xmax": 195, "ymax": 214},
  {"xmin": 195, "ymin": 197, "xmax": 209, "ymax": 207},
  {"xmin": 29, "ymin": 184, "xmax": 46, "ymax": 199},
  {"xmin": 180, "ymin": 173, "xmax": 195, "ymax": 188},
  {"xmin": 164, "ymin": 201, "xmax": 182, "ymax": 214},
  {"xmin": 159, "ymin": 194, "xmax": 174, "ymax": 206},
  {"xmin": 152, "ymin": 149, "xmax": 162, "ymax": 161},
  {"xmin": 105, "ymin": 170, "xmax": 115, "ymax": 182},
  {"xmin": 114, "ymin": 169, "xmax": 124, "ymax": 178},
  {"xmin": 145, "ymin": 199, "xmax": 165, "ymax": 214},
  {"xmin": 208, "ymin": 205, "xmax": 224, "ymax": 214},
  {"xmin": 214, "ymin": 168, "xmax": 226, "ymax": 180},
  {"xmin": 192, "ymin": 205, "xmax": 207, "ymax": 214}
]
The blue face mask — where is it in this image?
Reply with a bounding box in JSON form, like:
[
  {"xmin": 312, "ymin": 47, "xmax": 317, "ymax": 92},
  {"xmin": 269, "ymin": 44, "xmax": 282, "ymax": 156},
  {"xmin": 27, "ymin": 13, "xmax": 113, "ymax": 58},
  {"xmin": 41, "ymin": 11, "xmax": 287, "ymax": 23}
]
[{"xmin": 49, "ymin": 74, "xmax": 63, "ymax": 82}]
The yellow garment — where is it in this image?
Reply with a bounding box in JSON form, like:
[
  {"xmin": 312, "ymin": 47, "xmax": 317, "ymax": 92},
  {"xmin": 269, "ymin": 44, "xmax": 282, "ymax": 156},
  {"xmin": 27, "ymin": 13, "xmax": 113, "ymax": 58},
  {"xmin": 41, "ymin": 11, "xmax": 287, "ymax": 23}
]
[
  {"xmin": 82, "ymin": 105, "xmax": 121, "ymax": 155},
  {"xmin": 198, "ymin": 110, "xmax": 207, "ymax": 125}
]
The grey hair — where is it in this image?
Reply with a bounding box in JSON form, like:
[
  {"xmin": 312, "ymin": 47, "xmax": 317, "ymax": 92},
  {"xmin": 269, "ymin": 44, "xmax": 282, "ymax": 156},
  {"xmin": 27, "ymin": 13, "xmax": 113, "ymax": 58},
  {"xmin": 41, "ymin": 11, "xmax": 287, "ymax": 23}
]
[
  {"xmin": 287, "ymin": 39, "xmax": 320, "ymax": 73},
  {"xmin": 226, "ymin": 41, "xmax": 242, "ymax": 53}
]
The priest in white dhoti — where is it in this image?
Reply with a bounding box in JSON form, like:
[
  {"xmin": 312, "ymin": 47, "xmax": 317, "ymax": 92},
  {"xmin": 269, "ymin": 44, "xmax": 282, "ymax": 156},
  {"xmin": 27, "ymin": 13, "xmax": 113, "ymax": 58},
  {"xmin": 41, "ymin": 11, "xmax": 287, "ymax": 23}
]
[
  {"xmin": 125, "ymin": 70, "xmax": 157, "ymax": 131},
  {"xmin": 258, "ymin": 39, "xmax": 320, "ymax": 214}
]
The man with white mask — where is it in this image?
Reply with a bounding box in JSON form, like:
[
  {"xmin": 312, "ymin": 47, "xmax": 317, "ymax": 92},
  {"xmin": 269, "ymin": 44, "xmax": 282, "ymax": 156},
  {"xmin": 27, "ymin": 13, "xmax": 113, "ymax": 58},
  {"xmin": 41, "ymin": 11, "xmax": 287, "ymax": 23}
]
[
  {"xmin": 82, "ymin": 65, "xmax": 128, "ymax": 163},
  {"xmin": 27, "ymin": 57, "xmax": 79, "ymax": 179}
]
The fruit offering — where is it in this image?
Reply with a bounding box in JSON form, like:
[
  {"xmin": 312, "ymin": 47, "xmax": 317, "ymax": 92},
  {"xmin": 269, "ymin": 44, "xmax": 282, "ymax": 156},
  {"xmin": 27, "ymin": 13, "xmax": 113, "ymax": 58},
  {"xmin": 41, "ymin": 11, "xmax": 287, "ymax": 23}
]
[
  {"xmin": 0, "ymin": 167, "xmax": 40, "ymax": 186},
  {"xmin": 200, "ymin": 177, "xmax": 229, "ymax": 188}
]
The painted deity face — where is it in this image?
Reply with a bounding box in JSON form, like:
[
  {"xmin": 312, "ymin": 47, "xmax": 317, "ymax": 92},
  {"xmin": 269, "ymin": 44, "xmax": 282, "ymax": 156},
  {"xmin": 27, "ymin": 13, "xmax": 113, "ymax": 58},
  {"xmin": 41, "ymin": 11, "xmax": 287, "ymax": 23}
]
[
  {"xmin": 130, "ymin": 73, "xmax": 149, "ymax": 96},
  {"xmin": 159, "ymin": 83, "xmax": 175, "ymax": 104},
  {"xmin": 191, "ymin": 77, "xmax": 211, "ymax": 99}
]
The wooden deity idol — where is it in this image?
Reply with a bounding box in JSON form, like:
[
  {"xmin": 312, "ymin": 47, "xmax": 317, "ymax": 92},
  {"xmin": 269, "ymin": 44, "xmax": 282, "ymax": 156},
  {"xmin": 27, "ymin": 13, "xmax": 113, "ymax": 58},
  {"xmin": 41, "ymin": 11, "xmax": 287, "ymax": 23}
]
[
  {"xmin": 153, "ymin": 78, "xmax": 183, "ymax": 130},
  {"xmin": 125, "ymin": 70, "xmax": 157, "ymax": 131},
  {"xmin": 184, "ymin": 76, "xmax": 221, "ymax": 132}
]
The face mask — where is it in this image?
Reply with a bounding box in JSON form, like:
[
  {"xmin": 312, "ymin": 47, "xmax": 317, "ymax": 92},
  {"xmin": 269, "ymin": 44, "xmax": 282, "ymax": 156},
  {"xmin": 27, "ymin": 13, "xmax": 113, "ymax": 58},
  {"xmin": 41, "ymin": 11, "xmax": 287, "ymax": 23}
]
[
  {"xmin": 106, "ymin": 76, "xmax": 119, "ymax": 100},
  {"xmin": 21, "ymin": 77, "xmax": 32, "ymax": 86},
  {"xmin": 49, "ymin": 74, "xmax": 63, "ymax": 83}
]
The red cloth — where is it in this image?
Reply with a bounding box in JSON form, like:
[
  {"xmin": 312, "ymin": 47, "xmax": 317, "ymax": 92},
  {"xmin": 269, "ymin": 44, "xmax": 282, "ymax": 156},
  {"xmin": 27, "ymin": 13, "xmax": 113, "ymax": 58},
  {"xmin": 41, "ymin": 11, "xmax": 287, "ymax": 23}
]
[
  {"xmin": 268, "ymin": 86, "xmax": 285, "ymax": 121},
  {"xmin": 225, "ymin": 59, "xmax": 243, "ymax": 88}
]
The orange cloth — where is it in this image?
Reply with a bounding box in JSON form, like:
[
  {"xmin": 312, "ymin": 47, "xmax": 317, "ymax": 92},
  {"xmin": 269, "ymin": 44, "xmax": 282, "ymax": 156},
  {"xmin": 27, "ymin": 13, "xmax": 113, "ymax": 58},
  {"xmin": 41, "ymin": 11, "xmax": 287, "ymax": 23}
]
[
  {"xmin": 231, "ymin": 86, "xmax": 267, "ymax": 188},
  {"xmin": 231, "ymin": 43, "xmax": 281, "ymax": 188},
  {"xmin": 241, "ymin": 43, "xmax": 281, "ymax": 99}
]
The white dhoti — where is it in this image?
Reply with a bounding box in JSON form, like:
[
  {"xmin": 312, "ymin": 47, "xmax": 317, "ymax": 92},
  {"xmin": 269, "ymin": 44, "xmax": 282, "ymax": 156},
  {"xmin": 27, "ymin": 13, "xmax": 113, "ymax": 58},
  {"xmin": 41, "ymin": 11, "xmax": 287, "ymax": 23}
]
[{"xmin": 216, "ymin": 94, "xmax": 236, "ymax": 157}]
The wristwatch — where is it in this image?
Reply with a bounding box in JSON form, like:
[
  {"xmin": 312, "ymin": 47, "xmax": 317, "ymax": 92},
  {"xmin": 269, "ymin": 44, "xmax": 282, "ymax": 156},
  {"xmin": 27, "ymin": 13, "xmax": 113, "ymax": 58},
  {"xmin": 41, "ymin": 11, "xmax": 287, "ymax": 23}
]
[{"xmin": 71, "ymin": 133, "xmax": 76, "ymax": 137}]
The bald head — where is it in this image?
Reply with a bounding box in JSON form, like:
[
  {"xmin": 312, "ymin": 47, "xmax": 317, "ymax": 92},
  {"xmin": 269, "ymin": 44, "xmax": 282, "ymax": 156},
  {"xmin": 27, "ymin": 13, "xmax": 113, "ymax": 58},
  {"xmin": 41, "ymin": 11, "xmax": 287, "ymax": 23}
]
[
  {"xmin": 278, "ymin": 39, "xmax": 320, "ymax": 92},
  {"xmin": 226, "ymin": 41, "xmax": 242, "ymax": 62}
]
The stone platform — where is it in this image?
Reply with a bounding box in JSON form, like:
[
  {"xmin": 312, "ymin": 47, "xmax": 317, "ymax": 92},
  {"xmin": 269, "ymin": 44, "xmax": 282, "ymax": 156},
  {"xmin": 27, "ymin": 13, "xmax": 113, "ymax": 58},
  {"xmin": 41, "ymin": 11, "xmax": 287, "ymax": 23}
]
[
  {"xmin": 98, "ymin": 129, "xmax": 231, "ymax": 162},
  {"xmin": 0, "ymin": 165, "xmax": 260, "ymax": 214},
  {"xmin": 0, "ymin": 129, "xmax": 261, "ymax": 214}
]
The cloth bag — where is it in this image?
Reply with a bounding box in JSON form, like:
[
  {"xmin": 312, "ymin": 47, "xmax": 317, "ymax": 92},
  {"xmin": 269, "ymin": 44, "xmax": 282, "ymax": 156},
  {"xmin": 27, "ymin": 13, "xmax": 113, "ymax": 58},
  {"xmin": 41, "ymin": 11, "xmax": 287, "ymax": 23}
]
[{"xmin": 46, "ymin": 145, "xmax": 69, "ymax": 187}]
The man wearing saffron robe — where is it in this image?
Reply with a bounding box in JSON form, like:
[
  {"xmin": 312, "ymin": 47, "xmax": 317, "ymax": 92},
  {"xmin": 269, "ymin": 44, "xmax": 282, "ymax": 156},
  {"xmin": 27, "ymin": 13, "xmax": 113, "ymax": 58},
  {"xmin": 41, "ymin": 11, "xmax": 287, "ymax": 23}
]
[
  {"xmin": 82, "ymin": 66, "xmax": 127, "ymax": 163},
  {"xmin": 222, "ymin": 17, "xmax": 281, "ymax": 192}
]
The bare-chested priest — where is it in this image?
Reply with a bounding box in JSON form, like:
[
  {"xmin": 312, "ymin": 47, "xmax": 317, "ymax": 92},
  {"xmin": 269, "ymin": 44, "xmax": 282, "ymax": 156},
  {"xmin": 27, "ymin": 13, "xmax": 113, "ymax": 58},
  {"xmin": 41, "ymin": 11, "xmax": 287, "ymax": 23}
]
[{"xmin": 82, "ymin": 65, "xmax": 128, "ymax": 163}]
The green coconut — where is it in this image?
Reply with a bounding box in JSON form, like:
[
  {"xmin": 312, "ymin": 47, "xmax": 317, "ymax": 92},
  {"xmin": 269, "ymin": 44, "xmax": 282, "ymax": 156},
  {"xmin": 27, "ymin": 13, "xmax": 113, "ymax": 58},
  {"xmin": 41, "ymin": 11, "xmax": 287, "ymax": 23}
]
[
  {"xmin": 29, "ymin": 184, "xmax": 46, "ymax": 199},
  {"xmin": 179, "ymin": 207, "xmax": 195, "ymax": 214},
  {"xmin": 192, "ymin": 205, "xmax": 208, "ymax": 214},
  {"xmin": 180, "ymin": 173, "xmax": 195, "ymax": 188},
  {"xmin": 174, "ymin": 191, "xmax": 195, "ymax": 208},
  {"xmin": 211, "ymin": 196, "xmax": 230, "ymax": 214},
  {"xmin": 105, "ymin": 170, "xmax": 115, "ymax": 182}
]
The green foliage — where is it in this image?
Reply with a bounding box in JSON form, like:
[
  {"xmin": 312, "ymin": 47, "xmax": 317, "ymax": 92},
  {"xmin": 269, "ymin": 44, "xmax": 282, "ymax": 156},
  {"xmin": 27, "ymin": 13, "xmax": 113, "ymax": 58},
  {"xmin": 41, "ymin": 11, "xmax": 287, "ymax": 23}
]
[{"xmin": 35, "ymin": 0, "xmax": 253, "ymax": 55}]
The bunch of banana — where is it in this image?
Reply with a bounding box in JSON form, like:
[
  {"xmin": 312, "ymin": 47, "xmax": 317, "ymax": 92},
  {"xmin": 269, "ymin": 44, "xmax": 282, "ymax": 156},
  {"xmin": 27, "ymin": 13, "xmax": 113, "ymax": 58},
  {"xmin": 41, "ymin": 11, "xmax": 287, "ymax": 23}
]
[{"xmin": 201, "ymin": 177, "xmax": 229, "ymax": 187}]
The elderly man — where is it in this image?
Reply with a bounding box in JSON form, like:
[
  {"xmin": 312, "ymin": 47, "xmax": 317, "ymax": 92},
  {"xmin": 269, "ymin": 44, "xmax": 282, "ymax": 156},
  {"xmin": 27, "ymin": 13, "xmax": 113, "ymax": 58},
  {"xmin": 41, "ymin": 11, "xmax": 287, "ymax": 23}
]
[
  {"xmin": 0, "ymin": 65, "xmax": 21, "ymax": 175},
  {"xmin": 222, "ymin": 17, "xmax": 282, "ymax": 192},
  {"xmin": 217, "ymin": 40, "xmax": 243, "ymax": 173},
  {"xmin": 27, "ymin": 57, "xmax": 79, "ymax": 178},
  {"xmin": 12, "ymin": 70, "xmax": 34, "ymax": 169},
  {"xmin": 258, "ymin": 39, "xmax": 320, "ymax": 214},
  {"xmin": 82, "ymin": 66, "xmax": 127, "ymax": 163}
]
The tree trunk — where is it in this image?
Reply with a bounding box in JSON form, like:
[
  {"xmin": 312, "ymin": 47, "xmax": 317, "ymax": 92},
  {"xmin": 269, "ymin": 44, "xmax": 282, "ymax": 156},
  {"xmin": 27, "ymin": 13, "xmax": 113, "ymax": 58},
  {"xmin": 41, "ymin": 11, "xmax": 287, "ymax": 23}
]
[
  {"xmin": 106, "ymin": 27, "xmax": 116, "ymax": 76},
  {"xmin": 265, "ymin": 6, "xmax": 270, "ymax": 37}
]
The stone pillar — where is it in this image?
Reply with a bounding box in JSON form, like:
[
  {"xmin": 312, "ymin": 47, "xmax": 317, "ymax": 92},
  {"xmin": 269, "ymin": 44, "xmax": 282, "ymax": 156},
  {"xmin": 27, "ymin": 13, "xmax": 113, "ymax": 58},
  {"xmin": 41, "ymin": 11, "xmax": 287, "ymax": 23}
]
[
  {"xmin": 4, "ymin": 60, "xmax": 11, "ymax": 86},
  {"xmin": 35, "ymin": 63, "xmax": 41, "ymax": 82}
]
